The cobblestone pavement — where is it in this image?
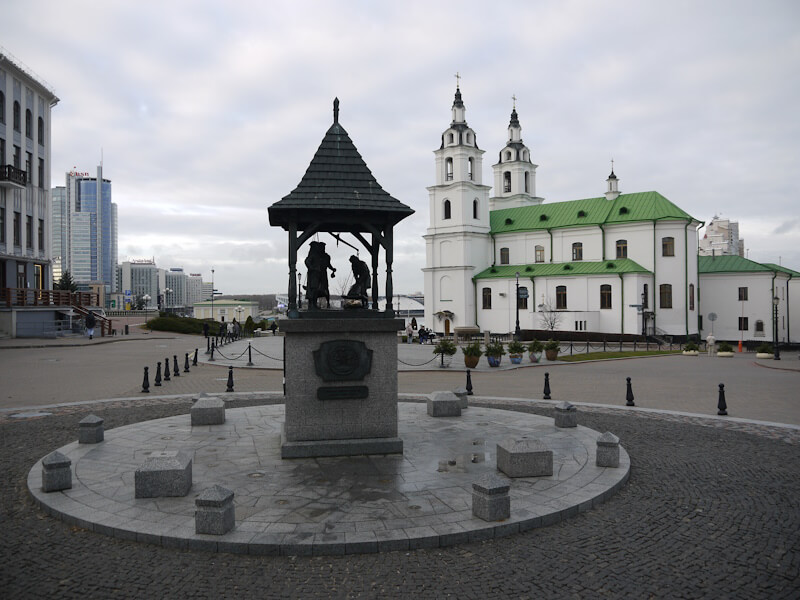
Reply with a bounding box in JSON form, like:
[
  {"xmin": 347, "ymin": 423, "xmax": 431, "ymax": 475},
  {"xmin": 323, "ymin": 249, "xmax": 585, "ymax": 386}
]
[{"xmin": 1, "ymin": 396, "xmax": 798, "ymax": 599}]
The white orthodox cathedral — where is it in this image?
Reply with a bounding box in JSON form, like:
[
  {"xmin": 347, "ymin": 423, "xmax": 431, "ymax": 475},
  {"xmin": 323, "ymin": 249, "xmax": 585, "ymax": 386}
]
[{"xmin": 423, "ymin": 86, "xmax": 703, "ymax": 339}]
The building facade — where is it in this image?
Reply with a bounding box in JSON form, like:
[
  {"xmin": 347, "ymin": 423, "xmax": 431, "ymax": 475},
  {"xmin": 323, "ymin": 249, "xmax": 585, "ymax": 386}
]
[
  {"xmin": 0, "ymin": 50, "xmax": 58, "ymax": 294},
  {"xmin": 698, "ymin": 216, "xmax": 744, "ymax": 257},
  {"xmin": 52, "ymin": 165, "xmax": 118, "ymax": 299},
  {"xmin": 117, "ymin": 260, "xmax": 158, "ymax": 309},
  {"xmin": 192, "ymin": 299, "xmax": 258, "ymax": 323},
  {"xmin": 424, "ymin": 87, "xmax": 702, "ymax": 339}
]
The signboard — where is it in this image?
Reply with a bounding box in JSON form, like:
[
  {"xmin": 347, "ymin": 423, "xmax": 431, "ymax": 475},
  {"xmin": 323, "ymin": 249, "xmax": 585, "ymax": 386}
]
[
  {"xmin": 125, "ymin": 289, "xmax": 132, "ymax": 297},
  {"xmin": 110, "ymin": 299, "xmax": 116, "ymax": 308}
]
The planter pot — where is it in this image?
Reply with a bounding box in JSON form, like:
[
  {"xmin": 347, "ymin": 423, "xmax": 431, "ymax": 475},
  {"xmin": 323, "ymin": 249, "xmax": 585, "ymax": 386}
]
[
  {"xmin": 509, "ymin": 353, "xmax": 523, "ymax": 365},
  {"xmin": 545, "ymin": 349, "xmax": 559, "ymax": 361},
  {"xmin": 755, "ymin": 352, "xmax": 773, "ymax": 359},
  {"xmin": 682, "ymin": 350, "xmax": 699, "ymax": 356},
  {"xmin": 717, "ymin": 351, "xmax": 734, "ymax": 358},
  {"xmin": 529, "ymin": 352, "xmax": 541, "ymax": 363},
  {"xmin": 487, "ymin": 355, "xmax": 502, "ymax": 367},
  {"xmin": 464, "ymin": 354, "xmax": 480, "ymax": 369}
]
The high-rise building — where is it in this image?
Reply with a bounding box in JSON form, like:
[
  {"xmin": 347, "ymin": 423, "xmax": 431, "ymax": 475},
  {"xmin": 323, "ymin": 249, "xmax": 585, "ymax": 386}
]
[
  {"xmin": 51, "ymin": 165, "xmax": 118, "ymax": 299},
  {"xmin": 698, "ymin": 216, "xmax": 744, "ymax": 257},
  {"xmin": 164, "ymin": 267, "xmax": 187, "ymax": 313},
  {"xmin": 117, "ymin": 259, "xmax": 158, "ymax": 309},
  {"xmin": 0, "ymin": 49, "xmax": 58, "ymax": 294}
]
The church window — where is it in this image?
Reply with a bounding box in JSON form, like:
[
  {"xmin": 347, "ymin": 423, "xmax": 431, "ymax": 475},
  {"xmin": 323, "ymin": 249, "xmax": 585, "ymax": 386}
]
[
  {"xmin": 503, "ymin": 171, "xmax": 511, "ymax": 193},
  {"xmin": 473, "ymin": 199, "xmax": 479, "ymax": 219},
  {"xmin": 755, "ymin": 320, "xmax": 764, "ymax": 333},
  {"xmin": 616, "ymin": 239, "xmax": 627, "ymax": 258},
  {"xmin": 445, "ymin": 157, "xmax": 453, "ymax": 181},
  {"xmin": 482, "ymin": 287, "xmax": 492, "ymax": 310},
  {"xmin": 738, "ymin": 287, "xmax": 748, "ymax": 301},
  {"xmin": 443, "ymin": 199, "xmax": 451, "ymax": 220},
  {"xmin": 519, "ymin": 287, "xmax": 528, "ymax": 309},
  {"xmin": 468, "ymin": 157, "xmax": 474, "ymax": 180},
  {"xmin": 600, "ymin": 284, "xmax": 612, "ymax": 309},
  {"xmin": 556, "ymin": 285, "xmax": 567, "ymax": 309},
  {"xmin": 466, "ymin": 133, "xmax": 471, "ymax": 144},
  {"xmin": 500, "ymin": 247, "xmax": 509, "ymax": 265},
  {"xmin": 572, "ymin": 242, "xmax": 583, "ymax": 261},
  {"xmin": 738, "ymin": 317, "xmax": 749, "ymax": 331},
  {"xmin": 662, "ymin": 237, "xmax": 675, "ymax": 257},
  {"xmin": 25, "ymin": 109, "xmax": 33, "ymax": 139},
  {"xmin": 535, "ymin": 245, "xmax": 544, "ymax": 263},
  {"xmin": 660, "ymin": 284, "xmax": 672, "ymax": 309},
  {"xmin": 689, "ymin": 284, "xmax": 695, "ymax": 310},
  {"xmin": 38, "ymin": 117, "xmax": 44, "ymax": 145},
  {"xmin": 642, "ymin": 284, "xmax": 649, "ymax": 308},
  {"xmin": 524, "ymin": 172, "xmax": 530, "ymax": 193},
  {"xmin": 13, "ymin": 101, "xmax": 21, "ymax": 132},
  {"xmin": 522, "ymin": 150, "xmax": 527, "ymax": 161},
  {"xmin": 505, "ymin": 151, "xmax": 512, "ymax": 161},
  {"xmin": 448, "ymin": 133, "xmax": 454, "ymax": 144}
]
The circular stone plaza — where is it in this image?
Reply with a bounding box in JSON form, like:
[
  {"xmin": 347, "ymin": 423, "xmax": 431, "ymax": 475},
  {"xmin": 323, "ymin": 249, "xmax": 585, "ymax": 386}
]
[{"xmin": 1, "ymin": 331, "xmax": 798, "ymax": 599}]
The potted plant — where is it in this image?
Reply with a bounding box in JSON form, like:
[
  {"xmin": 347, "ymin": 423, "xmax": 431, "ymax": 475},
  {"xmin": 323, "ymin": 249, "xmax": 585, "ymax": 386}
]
[
  {"xmin": 462, "ymin": 341, "xmax": 483, "ymax": 369},
  {"xmin": 682, "ymin": 341, "xmax": 699, "ymax": 356},
  {"xmin": 508, "ymin": 340, "xmax": 526, "ymax": 364},
  {"xmin": 755, "ymin": 343, "xmax": 773, "ymax": 359},
  {"xmin": 544, "ymin": 339, "xmax": 560, "ymax": 361},
  {"xmin": 717, "ymin": 341, "xmax": 734, "ymax": 357},
  {"xmin": 485, "ymin": 341, "xmax": 506, "ymax": 367},
  {"xmin": 527, "ymin": 339, "xmax": 544, "ymax": 363},
  {"xmin": 433, "ymin": 338, "xmax": 457, "ymax": 368}
]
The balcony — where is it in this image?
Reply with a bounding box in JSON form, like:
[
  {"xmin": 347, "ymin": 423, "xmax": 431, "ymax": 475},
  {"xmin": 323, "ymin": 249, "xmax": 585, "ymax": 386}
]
[{"xmin": 0, "ymin": 165, "xmax": 27, "ymax": 189}]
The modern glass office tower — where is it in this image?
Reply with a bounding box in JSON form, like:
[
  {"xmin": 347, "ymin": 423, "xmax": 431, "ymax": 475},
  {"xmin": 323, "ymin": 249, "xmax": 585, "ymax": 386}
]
[{"xmin": 52, "ymin": 165, "xmax": 118, "ymax": 298}]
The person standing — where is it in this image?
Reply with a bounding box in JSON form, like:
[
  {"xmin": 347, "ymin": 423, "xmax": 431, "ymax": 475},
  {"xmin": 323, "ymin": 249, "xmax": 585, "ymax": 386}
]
[
  {"xmin": 85, "ymin": 311, "xmax": 97, "ymax": 340},
  {"xmin": 406, "ymin": 322, "xmax": 413, "ymax": 344}
]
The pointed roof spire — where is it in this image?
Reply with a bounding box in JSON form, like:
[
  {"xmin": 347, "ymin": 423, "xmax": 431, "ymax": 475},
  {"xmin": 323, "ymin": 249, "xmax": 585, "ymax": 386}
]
[
  {"xmin": 608, "ymin": 158, "xmax": 617, "ymax": 179},
  {"xmin": 333, "ymin": 97, "xmax": 339, "ymax": 124}
]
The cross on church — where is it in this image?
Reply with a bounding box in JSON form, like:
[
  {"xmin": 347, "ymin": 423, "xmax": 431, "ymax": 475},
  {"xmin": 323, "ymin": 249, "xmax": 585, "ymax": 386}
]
[
  {"xmin": 454, "ymin": 72, "xmax": 460, "ymax": 88},
  {"xmin": 512, "ymin": 94, "xmax": 517, "ymax": 109}
]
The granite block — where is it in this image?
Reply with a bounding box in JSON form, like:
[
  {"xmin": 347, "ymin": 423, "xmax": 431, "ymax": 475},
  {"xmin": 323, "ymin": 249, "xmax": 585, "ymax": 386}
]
[
  {"xmin": 427, "ymin": 391, "xmax": 462, "ymax": 417},
  {"xmin": 195, "ymin": 484, "xmax": 235, "ymax": 535},
  {"xmin": 496, "ymin": 438, "xmax": 553, "ymax": 478},
  {"xmin": 554, "ymin": 401, "xmax": 577, "ymax": 428},
  {"xmin": 135, "ymin": 451, "xmax": 192, "ymax": 498},
  {"xmin": 472, "ymin": 474, "xmax": 510, "ymax": 521},
  {"xmin": 452, "ymin": 388, "xmax": 468, "ymax": 409},
  {"xmin": 191, "ymin": 396, "xmax": 226, "ymax": 426},
  {"xmin": 596, "ymin": 431, "xmax": 620, "ymax": 468},
  {"xmin": 79, "ymin": 414, "xmax": 105, "ymax": 444},
  {"xmin": 42, "ymin": 451, "xmax": 72, "ymax": 492}
]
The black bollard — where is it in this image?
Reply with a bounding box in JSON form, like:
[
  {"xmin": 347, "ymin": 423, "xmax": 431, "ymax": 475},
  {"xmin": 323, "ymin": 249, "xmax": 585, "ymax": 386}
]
[
  {"xmin": 184, "ymin": 352, "xmax": 190, "ymax": 373},
  {"xmin": 209, "ymin": 341, "xmax": 216, "ymax": 361},
  {"xmin": 247, "ymin": 343, "xmax": 254, "ymax": 367},
  {"xmin": 717, "ymin": 383, "xmax": 728, "ymax": 416},
  {"xmin": 543, "ymin": 372, "xmax": 551, "ymax": 400},
  {"xmin": 154, "ymin": 361, "xmax": 162, "ymax": 386},
  {"xmin": 142, "ymin": 366, "xmax": 150, "ymax": 393},
  {"xmin": 173, "ymin": 355, "xmax": 180, "ymax": 377},
  {"xmin": 466, "ymin": 369, "xmax": 474, "ymax": 396},
  {"xmin": 626, "ymin": 377, "xmax": 635, "ymax": 406},
  {"xmin": 206, "ymin": 337, "xmax": 211, "ymax": 355},
  {"xmin": 226, "ymin": 366, "xmax": 234, "ymax": 393},
  {"xmin": 193, "ymin": 348, "xmax": 198, "ymax": 366},
  {"xmin": 163, "ymin": 358, "xmax": 171, "ymax": 381}
]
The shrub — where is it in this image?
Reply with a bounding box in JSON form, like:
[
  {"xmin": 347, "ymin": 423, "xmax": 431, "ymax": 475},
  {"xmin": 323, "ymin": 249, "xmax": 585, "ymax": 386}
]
[
  {"xmin": 508, "ymin": 340, "xmax": 526, "ymax": 354},
  {"xmin": 717, "ymin": 341, "xmax": 733, "ymax": 352},
  {"xmin": 684, "ymin": 342, "xmax": 699, "ymax": 351},
  {"xmin": 527, "ymin": 339, "xmax": 544, "ymax": 353},
  {"xmin": 544, "ymin": 339, "xmax": 560, "ymax": 351},
  {"xmin": 433, "ymin": 339, "xmax": 457, "ymax": 356},
  {"xmin": 462, "ymin": 342, "xmax": 483, "ymax": 357},
  {"xmin": 146, "ymin": 316, "xmax": 221, "ymax": 335},
  {"xmin": 756, "ymin": 343, "xmax": 773, "ymax": 354},
  {"xmin": 485, "ymin": 341, "xmax": 506, "ymax": 357}
]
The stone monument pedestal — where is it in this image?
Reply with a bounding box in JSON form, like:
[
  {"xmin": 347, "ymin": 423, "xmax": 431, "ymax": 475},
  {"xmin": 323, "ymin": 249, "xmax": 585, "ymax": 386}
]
[{"xmin": 280, "ymin": 316, "xmax": 404, "ymax": 458}]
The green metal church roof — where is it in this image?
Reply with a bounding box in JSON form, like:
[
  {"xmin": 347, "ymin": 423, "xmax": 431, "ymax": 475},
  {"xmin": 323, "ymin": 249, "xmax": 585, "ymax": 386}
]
[
  {"xmin": 490, "ymin": 191, "xmax": 696, "ymax": 234},
  {"xmin": 698, "ymin": 255, "xmax": 773, "ymax": 274},
  {"xmin": 474, "ymin": 258, "xmax": 651, "ymax": 280},
  {"xmin": 761, "ymin": 263, "xmax": 800, "ymax": 277}
]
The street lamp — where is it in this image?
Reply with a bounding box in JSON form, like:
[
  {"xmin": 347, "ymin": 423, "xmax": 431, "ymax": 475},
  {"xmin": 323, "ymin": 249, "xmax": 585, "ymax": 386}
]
[
  {"xmin": 211, "ymin": 268, "xmax": 216, "ymax": 321},
  {"xmin": 235, "ymin": 305, "xmax": 243, "ymax": 323},
  {"xmin": 773, "ymin": 296, "xmax": 781, "ymax": 360},
  {"xmin": 164, "ymin": 288, "xmax": 173, "ymax": 314},
  {"xmin": 142, "ymin": 294, "xmax": 151, "ymax": 320},
  {"xmin": 514, "ymin": 272, "xmax": 521, "ymax": 340}
]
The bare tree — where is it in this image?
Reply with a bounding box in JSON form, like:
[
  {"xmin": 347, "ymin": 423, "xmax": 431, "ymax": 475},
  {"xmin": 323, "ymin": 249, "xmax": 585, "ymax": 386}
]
[{"xmin": 538, "ymin": 301, "xmax": 563, "ymax": 331}]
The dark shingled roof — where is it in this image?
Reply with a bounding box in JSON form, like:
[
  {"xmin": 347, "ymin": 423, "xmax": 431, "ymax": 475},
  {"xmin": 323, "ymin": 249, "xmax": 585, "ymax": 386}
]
[{"xmin": 269, "ymin": 99, "xmax": 413, "ymax": 232}]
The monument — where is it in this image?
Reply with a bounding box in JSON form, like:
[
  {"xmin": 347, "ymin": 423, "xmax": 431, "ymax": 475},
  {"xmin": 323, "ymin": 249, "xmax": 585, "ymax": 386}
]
[{"xmin": 268, "ymin": 98, "xmax": 414, "ymax": 458}]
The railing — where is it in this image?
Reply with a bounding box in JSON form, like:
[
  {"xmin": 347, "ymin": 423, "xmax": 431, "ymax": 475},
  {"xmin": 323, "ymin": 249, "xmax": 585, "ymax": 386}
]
[
  {"xmin": 0, "ymin": 164, "xmax": 27, "ymax": 187},
  {"xmin": 0, "ymin": 288, "xmax": 99, "ymax": 308},
  {"xmin": 71, "ymin": 304, "xmax": 113, "ymax": 336}
]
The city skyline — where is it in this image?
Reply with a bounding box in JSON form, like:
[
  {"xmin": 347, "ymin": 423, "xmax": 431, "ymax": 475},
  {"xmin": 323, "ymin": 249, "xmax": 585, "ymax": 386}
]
[{"xmin": 2, "ymin": 0, "xmax": 798, "ymax": 295}]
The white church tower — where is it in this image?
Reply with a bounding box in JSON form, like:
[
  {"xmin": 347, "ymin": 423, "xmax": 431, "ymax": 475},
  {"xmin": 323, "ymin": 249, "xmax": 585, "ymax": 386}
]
[
  {"xmin": 490, "ymin": 101, "xmax": 542, "ymax": 210},
  {"xmin": 423, "ymin": 83, "xmax": 492, "ymax": 334}
]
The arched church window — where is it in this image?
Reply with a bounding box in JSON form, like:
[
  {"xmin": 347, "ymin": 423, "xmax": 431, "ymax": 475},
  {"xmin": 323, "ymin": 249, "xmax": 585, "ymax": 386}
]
[
  {"xmin": 468, "ymin": 157, "xmax": 473, "ymax": 180},
  {"xmin": 482, "ymin": 287, "xmax": 492, "ymax": 310},
  {"xmin": 642, "ymin": 284, "xmax": 649, "ymax": 308},
  {"xmin": 25, "ymin": 109, "xmax": 32, "ymax": 139},
  {"xmin": 500, "ymin": 247, "xmax": 509, "ymax": 265},
  {"xmin": 466, "ymin": 133, "xmax": 471, "ymax": 144},
  {"xmin": 503, "ymin": 171, "xmax": 511, "ymax": 193},
  {"xmin": 535, "ymin": 245, "xmax": 544, "ymax": 263},
  {"xmin": 448, "ymin": 133, "xmax": 454, "ymax": 144},
  {"xmin": 524, "ymin": 172, "xmax": 530, "ymax": 193},
  {"xmin": 443, "ymin": 199, "xmax": 451, "ymax": 220},
  {"xmin": 616, "ymin": 239, "xmax": 627, "ymax": 258},
  {"xmin": 600, "ymin": 284, "xmax": 612, "ymax": 309},
  {"xmin": 505, "ymin": 151, "xmax": 512, "ymax": 161},
  {"xmin": 572, "ymin": 242, "xmax": 583, "ymax": 261},
  {"xmin": 445, "ymin": 157, "xmax": 453, "ymax": 181},
  {"xmin": 556, "ymin": 285, "xmax": 567, "ymax": 309},
  {"xmin": 473, "ymin": 199, "xmax": 479, "ymax": 219}
]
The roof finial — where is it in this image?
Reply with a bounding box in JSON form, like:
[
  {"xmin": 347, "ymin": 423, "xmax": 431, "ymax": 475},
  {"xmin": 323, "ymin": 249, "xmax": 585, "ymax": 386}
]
[
  {"xmin": 454, "ymin": 71, "xmax": 461, "ymax": 89},
  {"xmin": 610, "ymin": 157, "xmax": 615, "ymax": 176},
  {"xmin": 511, "ymin": 94, "xmax": 516, "ymax": 109},
  {"xmin": 333, "ymin": 97, "xmax": 339, "ymax": 124}
]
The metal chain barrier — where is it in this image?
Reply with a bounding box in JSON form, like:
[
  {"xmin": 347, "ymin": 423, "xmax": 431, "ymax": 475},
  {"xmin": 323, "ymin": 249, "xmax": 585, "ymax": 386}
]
[
  {"xmin": 397, "ymin": 355, "xmax": 442, "ymax": 367},
  {"xmin": 250, "ymin": 346, "xmax": 284, "ymax": 362},
  {"xmin": 211, "ymin": 346, "xmax": 250, "ymax": 361}
]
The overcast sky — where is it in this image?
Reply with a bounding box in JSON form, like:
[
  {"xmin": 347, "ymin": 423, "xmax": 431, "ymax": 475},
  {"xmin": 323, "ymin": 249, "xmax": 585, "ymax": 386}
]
[{"xmin": 3, "ymin": 0, "xmax": 798, "ymax": 295}]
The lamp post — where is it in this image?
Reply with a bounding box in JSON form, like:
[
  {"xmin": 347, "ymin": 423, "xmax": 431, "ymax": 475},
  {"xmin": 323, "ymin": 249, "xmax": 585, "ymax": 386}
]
[
  {"xmin": 211, "ymin": 268, "xmax": 215, "ymax": 322},
  {"xmin": 514, "ymin": 272, "xmax": 521, "ymax": 340},
  {"xmin": 235, "ymin": 305, "xmax": 243, "ymax": 323},
  {"xmin": 164, "ymin": 288, "xmax": 173, "ymax": 314},
  {"xmin": 773, "ymin": 296, "xmax": 781, "ymax": 360},
  {"xmin": 641, "ymin": 292, "xmax": 647, "ymax": 336},
  {"xmin": 142, "ymin": 294, "xmax": 151, "ymax": 321}
]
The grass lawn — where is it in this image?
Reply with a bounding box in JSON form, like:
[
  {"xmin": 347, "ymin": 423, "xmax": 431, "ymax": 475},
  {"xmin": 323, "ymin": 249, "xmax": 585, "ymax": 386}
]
[{"xmin": 557, "ymin": 350, "xmax": 683, "ymax": 362}]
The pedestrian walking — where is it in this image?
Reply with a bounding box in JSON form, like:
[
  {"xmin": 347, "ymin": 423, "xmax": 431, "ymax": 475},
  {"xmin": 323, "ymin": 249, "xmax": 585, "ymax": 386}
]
[
  {"xmin": 406, "ymin": 322, "xmax": 414, "ymax": 344},
  {"xmin": 85, "ymin": 311, "xmax": 97, "ymax": 340}
]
